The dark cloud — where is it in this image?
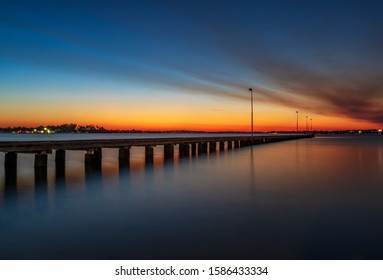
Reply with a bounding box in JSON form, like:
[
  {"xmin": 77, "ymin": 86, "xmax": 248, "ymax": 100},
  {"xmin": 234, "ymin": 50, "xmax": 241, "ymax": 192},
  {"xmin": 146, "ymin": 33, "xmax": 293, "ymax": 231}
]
[
  {"xmin": 161, "ymin": 1, "xmax": 383, "ymax": 126},
  {"xmin": 241, "ymin": 51, "xmax": 383, "ymax": 125}
]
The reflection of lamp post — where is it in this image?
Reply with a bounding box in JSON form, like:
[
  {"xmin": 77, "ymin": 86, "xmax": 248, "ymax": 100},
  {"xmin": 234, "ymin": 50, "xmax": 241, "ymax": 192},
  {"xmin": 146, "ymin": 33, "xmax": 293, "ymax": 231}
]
[
  {"xmin": 249, "ymin": 88, "xmax": 253, "ymax": 137},
  {"xmin": 296, "ymin": 111, "xmax": 298, "ymax": 132}
]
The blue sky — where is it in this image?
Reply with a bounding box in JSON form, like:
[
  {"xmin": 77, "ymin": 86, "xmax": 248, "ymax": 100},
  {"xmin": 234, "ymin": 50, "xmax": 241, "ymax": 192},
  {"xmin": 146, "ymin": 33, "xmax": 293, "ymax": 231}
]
[{"xmin": 1, "ymin": 0, "xmax": 383, "ymax": 130}]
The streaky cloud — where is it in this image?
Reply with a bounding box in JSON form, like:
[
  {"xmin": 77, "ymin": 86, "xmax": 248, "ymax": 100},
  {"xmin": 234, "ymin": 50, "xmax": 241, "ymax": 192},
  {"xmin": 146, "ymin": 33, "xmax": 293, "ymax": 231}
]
[{"xmin": 1, "ymin": 0, "xmax": 383, "ymax": 126}]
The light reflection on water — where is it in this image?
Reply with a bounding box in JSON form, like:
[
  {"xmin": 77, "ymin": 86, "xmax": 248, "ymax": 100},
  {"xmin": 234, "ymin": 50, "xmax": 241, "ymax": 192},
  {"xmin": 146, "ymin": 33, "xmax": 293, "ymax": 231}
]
[{"xmin": 1, "ymin": 135, "xmax": 383, "ymax": 259}]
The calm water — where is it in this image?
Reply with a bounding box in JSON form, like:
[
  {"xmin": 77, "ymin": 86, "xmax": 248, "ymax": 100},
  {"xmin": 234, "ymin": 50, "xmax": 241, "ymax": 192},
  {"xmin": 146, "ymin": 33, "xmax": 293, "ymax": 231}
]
[{"xmin": 1, "ymin": 134, "xmax": 383, "ymax": 259}]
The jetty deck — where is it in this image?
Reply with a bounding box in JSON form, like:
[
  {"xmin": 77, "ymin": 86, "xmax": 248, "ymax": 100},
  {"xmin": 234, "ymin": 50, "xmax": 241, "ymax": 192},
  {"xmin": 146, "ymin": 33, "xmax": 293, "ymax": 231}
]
[{"xmin": 0, "ymin": 134, "xmax": 314, "ymax": 172}]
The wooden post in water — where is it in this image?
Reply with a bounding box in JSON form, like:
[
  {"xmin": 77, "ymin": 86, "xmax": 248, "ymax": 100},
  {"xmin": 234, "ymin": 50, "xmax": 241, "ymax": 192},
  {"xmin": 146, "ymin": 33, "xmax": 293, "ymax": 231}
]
[
  {"xmin": 84, "ymin": 148, "xmax": 99, "ymax": 174},
  {"xmin": 179, "ymin": 143, "xmax": 189, "ymax": 158},
  {"xmin": 209, "ymin": 142, "xmax": 217, "ymax": 153},
  {"xmin": 198, "ymin": 143, "xmax": 207, "ymax": 155},
  {"xmin": 201, "ymin": 143, "xmax": 208, "ymax": 154},
  {"xmin": 55, "ymin": 150, "xmax": 66, "ymax": 180},
  {"xmin": 4, "ymin": 152, "xmax": 17, "ymax": 187},
  {"xmin": 55, "ymin": 150, "xmax": 66, "ymax": 165},
  {"xmin": 234, "ymin": 140, "xmax": 240, "ymax": 149},
  {"xmin": 219, "ymin": 141, "xmax": 225, "ymax": 151},
  {"xmin": 164, "ymin": 144, "xmax": 174, "ymax": 160},
  {"xmin": 119, "ymin": 147, "xmax": 130, "ymax": 168},
  {"xmin": 4, "ymin": 152, "xmax": 17, "ymax": 170},
  {"xmin": 34, "ymin": 153, "xmax": 48, "ymax": 168},
  {"xmin": 94, "ymin": 148, "xmax": 102, "ymax": 170},
  {"xmin": 34, "ymin": 152, "xmax": 48, "ymax": 185},
  {"xmin": 145, "ymin": 146, "xmax": 154, "ymax": 164},
  {"xmin": 5, "ymin": 168, "xmax": 17, "ymax": 188},
  {"xmin": 190, "ymin": 143, "xmax": 197, "ymax": 157},
  {"xmin": 85, "ymin": 149, "xmax": 95, "ymax": 164}
]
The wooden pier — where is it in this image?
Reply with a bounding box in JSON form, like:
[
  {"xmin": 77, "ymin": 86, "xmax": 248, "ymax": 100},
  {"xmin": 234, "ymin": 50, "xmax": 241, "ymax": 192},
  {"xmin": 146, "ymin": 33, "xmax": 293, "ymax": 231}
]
[{"xmin": 1, "ymin": 134, "xmax": 314, "ymax": 175}]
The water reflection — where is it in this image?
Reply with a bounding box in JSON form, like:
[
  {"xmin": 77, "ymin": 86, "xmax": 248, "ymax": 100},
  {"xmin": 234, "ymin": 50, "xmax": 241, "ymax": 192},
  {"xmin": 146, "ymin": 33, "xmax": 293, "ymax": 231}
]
[
  {"xmin": 34, "ymin": 167, "xmax": 48, "ymax": 186},
  {"xmin": 1, "ymin": 136, "xmax": 383, "ymax": 259},
  {"xmin": 0, "ymin": 145, "xmax": 198, "ymax": 198}
]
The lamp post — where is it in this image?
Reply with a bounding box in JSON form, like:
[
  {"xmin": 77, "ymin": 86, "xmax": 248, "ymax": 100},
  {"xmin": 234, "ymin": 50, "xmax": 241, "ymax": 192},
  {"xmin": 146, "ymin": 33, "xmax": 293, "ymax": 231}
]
[
  {"xmin": 306, "ymin": 116, "xmax": 308, "ymax": 132},
  {"xmin": 249, "ymin": 88, "xmax": 253, "ymax": 138},
  {"xmin": 296, "ymin": 111, "xmax": 298, "ymax": 132},
  {"xmin": 310, "ymin": 118, "xmax": 313, "ymax": 131}
]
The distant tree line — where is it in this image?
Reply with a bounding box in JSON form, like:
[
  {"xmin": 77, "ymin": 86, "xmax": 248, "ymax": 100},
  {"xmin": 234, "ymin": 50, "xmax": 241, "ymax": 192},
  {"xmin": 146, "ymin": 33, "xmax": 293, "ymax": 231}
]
[
  {"xmin": 0, "ymin": 123, "xmax": 106, "ymax": 133},
  {"xmin": 0, "ymin": 124, "xmax": 208, "ymax": 134}
]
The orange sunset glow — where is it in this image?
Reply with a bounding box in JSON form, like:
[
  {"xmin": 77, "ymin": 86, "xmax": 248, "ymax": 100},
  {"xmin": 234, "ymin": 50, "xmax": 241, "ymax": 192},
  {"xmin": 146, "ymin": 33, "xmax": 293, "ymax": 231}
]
[
  {"xmin": 1, "ymin": 0, "xmax": 382, "ymax": 132},
  {"xmin": 0, "ymin": 101, "xmax": 378, "ymax": 132}
]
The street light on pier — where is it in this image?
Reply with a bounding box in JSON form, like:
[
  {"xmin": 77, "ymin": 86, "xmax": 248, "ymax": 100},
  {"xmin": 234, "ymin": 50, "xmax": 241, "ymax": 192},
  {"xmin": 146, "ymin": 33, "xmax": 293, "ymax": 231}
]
[
  {"xmin": 306, "ymin": 116, "xmax": 308, "ymax": 132},
  {"xmin": 310, "ymin": 118, "xmax": 313, "ymax": 131},
  {"xmin": 249, "ymin": 88, "xmax": 253, "ymax": 138},
  {"xmin": 296, "ymin": 111, "xmax": 299, "ymax": 132}
]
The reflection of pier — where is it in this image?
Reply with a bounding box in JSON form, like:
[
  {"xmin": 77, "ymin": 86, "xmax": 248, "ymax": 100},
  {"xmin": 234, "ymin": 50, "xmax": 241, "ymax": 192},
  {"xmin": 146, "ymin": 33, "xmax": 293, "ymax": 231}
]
[{"xmin": 1, "ymin": 135, "xmax": 314, "ymax": 181}]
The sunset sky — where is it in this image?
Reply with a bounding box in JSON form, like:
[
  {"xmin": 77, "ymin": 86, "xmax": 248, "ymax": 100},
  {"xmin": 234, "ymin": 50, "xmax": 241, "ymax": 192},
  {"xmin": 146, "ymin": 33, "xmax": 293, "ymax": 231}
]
[{"xmin": 1, "ymin": 0, "xmax": 383, "ymax": 131}]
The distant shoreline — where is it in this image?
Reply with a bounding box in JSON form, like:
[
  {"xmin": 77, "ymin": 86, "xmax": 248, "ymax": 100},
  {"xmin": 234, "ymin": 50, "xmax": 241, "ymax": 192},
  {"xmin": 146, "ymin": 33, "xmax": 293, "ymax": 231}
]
[
  {"xmin": 0, "ymin": 130, "xmax": 382, "ymax": 136},
  {"xmin": 0, "ymin": 123, "xmax": 382, "ymax": 135}
]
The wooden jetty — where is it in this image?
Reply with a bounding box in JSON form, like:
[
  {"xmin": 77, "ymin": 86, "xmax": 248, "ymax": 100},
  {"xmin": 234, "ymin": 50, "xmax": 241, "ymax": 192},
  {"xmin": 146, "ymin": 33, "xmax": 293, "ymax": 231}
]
[{"xmin": 0, "ymin": 134, "xmax": 314, "ymax": 173}]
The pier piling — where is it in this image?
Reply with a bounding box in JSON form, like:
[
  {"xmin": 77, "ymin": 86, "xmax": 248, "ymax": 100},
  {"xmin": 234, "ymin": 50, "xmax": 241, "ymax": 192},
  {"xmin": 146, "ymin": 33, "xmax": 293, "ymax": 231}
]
[
  {"xmin": 4, "ymin": 152, "xmax": 17, "ymax": 170},
  {"xmin": 5, "ymin": 168, "xmax": 17, "ymax": 188},
  {"xmin": 179, "ymin": 143, "xmax": 189, "ymax": 158},
  {"xmin": 0, "ymin": 134, "xmax": 314, "ymax": 174},
  {"xmin": 84, "ymin": 149, "xmax": 102, "ymax": 172},
  {"xmin": 4, "ymin": 153, "xmax": 17, "ymax": 187},
  {"xmin": 191, "ymin": 143, "xmax": 197, "ymax": 156},
  {"xmin": 34, "ymin": 153, "xmax": 48, "ymax": 168},
  {"xmin": 55, "ymin": 150, "xmax": 66, "ymax": 180},
  {"xmin": 145, "ymin": 146, "xmax": 154, "ymax": 164},
  {"xmin": 198, "ymin": 143, "xmax": 207, "ymax": 155},
  {"xmin": 55, "ymin": 150, "xmax": 66, "ymax": 165},
  {"xmin": 219, "ymin": 141, "xmax": 225, "ymax": 151},
  {"xmin": 209, "ymin": 142, "xmax": 217, "ymax": 153},
  {"xmin": 35, "ymin": 168, "xmax": 47, "ymax": 185},
  {"xmin": 118, "ymin": 147, "xmax": 130, "ymax": 168},
  {"xmin": 233, "ymin": 140, "xmax": 239, "ymax": 149},
  {"xmin": 164, "ymin": 144, "xmax": 174, "ymax": 160},
  {"xmin": 85, "ymin": 149, "xmax": 96, "ymax": 164}
]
